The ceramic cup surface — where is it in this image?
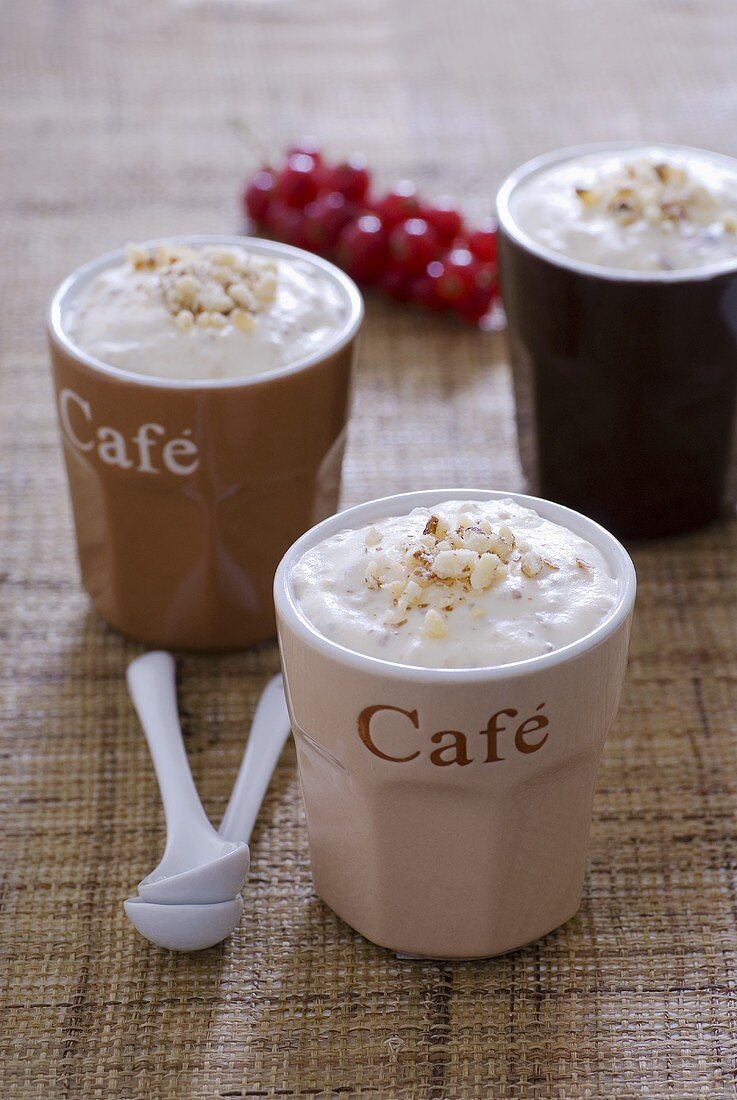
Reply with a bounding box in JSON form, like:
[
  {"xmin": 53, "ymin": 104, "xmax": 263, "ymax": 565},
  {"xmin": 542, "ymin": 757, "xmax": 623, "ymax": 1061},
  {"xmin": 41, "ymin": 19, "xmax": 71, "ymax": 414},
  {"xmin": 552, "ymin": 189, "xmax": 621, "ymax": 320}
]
[
  {"xmin": 48, "ymin": 236, "xmax": 363, "ymax": 650},
  {"xmin": 497, "ymin": 143, "xmax": 737, "ymax": 540},
  {"xmin": 275, "ymin": 488, "xmax": 636, "ymax": 959}
]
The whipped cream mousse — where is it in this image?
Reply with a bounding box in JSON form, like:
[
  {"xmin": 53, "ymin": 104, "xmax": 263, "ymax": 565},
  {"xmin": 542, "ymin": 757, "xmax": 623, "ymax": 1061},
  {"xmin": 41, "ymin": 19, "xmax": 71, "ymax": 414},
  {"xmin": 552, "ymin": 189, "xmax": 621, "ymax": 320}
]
[
  {"xmin": 66, "ymin": 242, "xmax": 348, "ymax": 380},
  {"xmin": 291, "ymin": 498, "xmax": 618, "ymax": 669},
  {"xmin": 511, "ymin": 146, "xmax": 737, "ymax": 272}
]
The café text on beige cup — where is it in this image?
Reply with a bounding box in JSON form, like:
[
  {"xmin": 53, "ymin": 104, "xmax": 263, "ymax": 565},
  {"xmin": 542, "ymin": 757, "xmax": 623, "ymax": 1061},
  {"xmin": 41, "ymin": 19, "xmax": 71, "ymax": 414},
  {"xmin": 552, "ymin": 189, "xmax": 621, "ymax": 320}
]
[{"xmin": 275, "ymin": 489, "xmax": 636, "ymax": 959}]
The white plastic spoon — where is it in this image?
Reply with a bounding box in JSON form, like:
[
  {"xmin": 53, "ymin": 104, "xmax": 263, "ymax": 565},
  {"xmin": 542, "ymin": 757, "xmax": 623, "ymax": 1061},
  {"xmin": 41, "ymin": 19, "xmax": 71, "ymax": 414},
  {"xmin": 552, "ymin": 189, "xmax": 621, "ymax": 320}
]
[
  {"xmin": 218, "ymin": 673, "xmax": 291, "ymax": 844},
  {"xmin": 125, "ymin": 670, "xmax": 292, "ymax": 951},
  {"xmin": 123, "ymin": 895, "xmax": 245, "ymax": 952},
  {"xmin": 128, "ymin": 651, "xmax": 250, "ymax": 905}
]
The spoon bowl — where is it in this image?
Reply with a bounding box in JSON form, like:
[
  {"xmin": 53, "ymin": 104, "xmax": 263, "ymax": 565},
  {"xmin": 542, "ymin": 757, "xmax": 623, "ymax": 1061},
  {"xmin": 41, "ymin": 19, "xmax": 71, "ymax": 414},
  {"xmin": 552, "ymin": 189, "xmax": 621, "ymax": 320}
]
[
  {"xmin": 138, "ymin": 840, "xmax": 251, "ymax": 905},
  {"xmin": 124, "ymin": 895, "xmax": 244, "ymax": 952}
]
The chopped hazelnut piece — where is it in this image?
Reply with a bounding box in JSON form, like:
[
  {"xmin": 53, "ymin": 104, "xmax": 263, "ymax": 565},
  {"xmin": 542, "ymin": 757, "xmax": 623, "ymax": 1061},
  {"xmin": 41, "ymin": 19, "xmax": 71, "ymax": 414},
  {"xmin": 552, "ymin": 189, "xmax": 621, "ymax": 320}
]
[
  {"xmin": 231, "ymin": 309, "xmax": 256, "ymax": 332},
  {"xmin": 460, "ymin": 528, "xmax": 493, "ymax": 554},
  {"xmin": 365, "ymin": 561, "xmax": 381, "ymax": 589},
  {"xmin": 433, "ymin": 549, "xmax": 477, "ymax": 580},
  {"xmin": 403, "ymin": 580, "xmax": 423, "ymax": 605},
  {"xmin": 229, "ymin": 281, "xmax": 257, "ymax": 310},
  {"xmin": 125, "ymin": 242, "xmax": 154, "ymax": 269},
  {"xmin": 196, "ymin": 285, "xmax": 234, "ymax": 314},
  {"xmin": 470, "ymin": 552, "xmax": 502, "ymax": 591},
  {"xmin": 173, "ymin": 274, "xmax": 198, "ymax": 307},
  {"xmin": 423, "ymin": 608, "xmax": 447, "ymax": 639},
  {"xmin": 521, "ymin": 550, "xmax": 543, "ymax": 578},
  {"xmin": 575, "ymin": 187, "xmax": 599, "ymax": 208}
]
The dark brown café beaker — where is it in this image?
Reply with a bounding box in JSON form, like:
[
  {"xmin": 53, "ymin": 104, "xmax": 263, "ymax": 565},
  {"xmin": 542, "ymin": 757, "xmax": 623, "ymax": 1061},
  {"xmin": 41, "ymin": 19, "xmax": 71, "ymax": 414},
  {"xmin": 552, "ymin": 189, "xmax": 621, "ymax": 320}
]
[
  {"xmin": 497, "ymin": 143, "xmax": 737, "ymax": 540},
  {"xmin": 47, "ymin": 236, "xmax": 363, "ymax": 650}
]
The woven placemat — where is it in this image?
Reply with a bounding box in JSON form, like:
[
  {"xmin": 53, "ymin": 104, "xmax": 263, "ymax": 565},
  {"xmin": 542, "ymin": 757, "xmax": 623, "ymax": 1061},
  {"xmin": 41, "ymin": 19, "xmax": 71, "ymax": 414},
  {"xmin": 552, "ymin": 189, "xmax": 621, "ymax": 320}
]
[{"xmin": 3, "ymin": 2, "xmax": 737, "ymax": 1097}]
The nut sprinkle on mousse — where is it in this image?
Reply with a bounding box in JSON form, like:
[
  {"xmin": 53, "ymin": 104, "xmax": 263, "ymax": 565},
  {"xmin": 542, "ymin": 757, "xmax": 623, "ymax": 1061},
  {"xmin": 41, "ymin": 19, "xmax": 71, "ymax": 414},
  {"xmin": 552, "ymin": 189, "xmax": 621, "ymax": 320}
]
[
  {"xmin": 124, "ymin": 242, "xmax": 278, "ymax": 332},
  {"xmin": 574, "ymin": 158, "xmax": 735, "ymax": 232},
  {"xmin": 362, "ymin": 508, "xmax": 557, "ymax": 639},
  {"xmin": 290, "ymin": 498, "xmax": 619, "ymax": 669}
]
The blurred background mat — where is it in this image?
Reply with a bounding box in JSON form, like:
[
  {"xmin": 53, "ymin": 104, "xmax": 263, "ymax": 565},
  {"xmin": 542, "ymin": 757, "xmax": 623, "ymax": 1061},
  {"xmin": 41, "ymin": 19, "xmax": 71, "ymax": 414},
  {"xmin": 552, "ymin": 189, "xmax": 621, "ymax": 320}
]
[{"xmin": 2, "ymin": 1, "xmax": 737, "ymax": 1097}]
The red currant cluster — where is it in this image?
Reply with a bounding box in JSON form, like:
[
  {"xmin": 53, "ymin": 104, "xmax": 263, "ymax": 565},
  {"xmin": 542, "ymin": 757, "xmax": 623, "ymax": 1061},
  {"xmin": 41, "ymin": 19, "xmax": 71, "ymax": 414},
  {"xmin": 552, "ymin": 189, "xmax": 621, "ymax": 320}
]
[{"xmin": 242, "ymin": 141, "xmax": 499, "ymax": 326}]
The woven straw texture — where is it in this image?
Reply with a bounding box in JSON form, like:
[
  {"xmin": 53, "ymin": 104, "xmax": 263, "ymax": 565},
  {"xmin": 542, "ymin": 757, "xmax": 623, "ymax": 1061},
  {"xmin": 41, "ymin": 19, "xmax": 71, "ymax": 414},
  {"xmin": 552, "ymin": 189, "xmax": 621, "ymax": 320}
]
[{"xmin": 3, "ymin": 1, "xmax": 737, "ymax": 1096}]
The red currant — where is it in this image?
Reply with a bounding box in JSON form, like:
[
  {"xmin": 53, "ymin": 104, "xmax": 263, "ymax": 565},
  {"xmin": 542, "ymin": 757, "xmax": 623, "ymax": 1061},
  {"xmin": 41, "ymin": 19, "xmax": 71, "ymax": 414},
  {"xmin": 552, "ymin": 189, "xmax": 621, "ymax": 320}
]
[
  {"xmin": 475, "ymin": 261, "xmax": 497, "ymax": 295},
  {"xmin": 432, "ymin": 248, "xmax": 478, "ymax": 303},
  {"xmin": 276, "ymin": 153, "xmax": 320, "ymax": 209},
  {"xmin": 468, "ymin": 218, "xmax": 498, "ymax": 264},
  {"xmin": 410, "ymin": 270, "xmax": 444, "ymax": 312},
  {"xmin": 265, "ymin": 201, "xmax": 310, "ymax": 248},
  {"xmin": 322, "ymin": 154, "xmax": 371, "ymax": 202},
  {"xmin": 336, "ymin": 215, "xmax": 389, "ymax": 282},
  {"xmin": 287, "ymin": 137, "xmax": 323, "ymax": 165},
  {"xmin": 378, "ymin": 268, "xmax": 414, "ymax": 302},
  {"xmin": 303, "ymin": 192, "xmax": 357, "ymax": 254},
  {"xmin": 455, "ymin": 284, "xmax": 494, "ymax": 325},
  {"xmin": 375, "ymin": 181, "xmax": 423, "ymax": 229},
  {"xmin": 243, "ymin": 167, "xmax": 277, "ymax": 224},
  {"xmin": 388, "ymin": 218, "xmax": 441, "ymax": 275},
  {"xmin": 424, "ymin": 198, "xmax": 464, "ymax": 246}
]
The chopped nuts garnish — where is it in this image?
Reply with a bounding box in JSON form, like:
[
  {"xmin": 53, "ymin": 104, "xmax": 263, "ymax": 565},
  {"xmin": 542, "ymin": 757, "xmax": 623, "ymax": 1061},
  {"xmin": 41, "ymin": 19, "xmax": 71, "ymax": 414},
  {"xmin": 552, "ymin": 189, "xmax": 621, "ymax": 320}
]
[
  {"xmin": 574, "ymin": 158, "xmax": 723, "ymax": 231},
  {"xmin": 125, "ymin": 242, "xmax": 279, "ymax": 331},
  {"xmin": 362, "ymin": 508, "xmax": 563, "ymax": 639}
]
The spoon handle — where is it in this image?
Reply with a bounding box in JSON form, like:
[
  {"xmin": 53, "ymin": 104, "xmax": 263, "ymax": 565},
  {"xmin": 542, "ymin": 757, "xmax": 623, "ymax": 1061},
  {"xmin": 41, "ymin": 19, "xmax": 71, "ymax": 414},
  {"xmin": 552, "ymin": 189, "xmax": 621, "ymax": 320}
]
[
  {"xmin": 127, "ymin": 651, "xmax": 211, "ymax": 836},
  {"xmin": 219, "ymin": 674, "xmax": 292, "ymax": 844}
]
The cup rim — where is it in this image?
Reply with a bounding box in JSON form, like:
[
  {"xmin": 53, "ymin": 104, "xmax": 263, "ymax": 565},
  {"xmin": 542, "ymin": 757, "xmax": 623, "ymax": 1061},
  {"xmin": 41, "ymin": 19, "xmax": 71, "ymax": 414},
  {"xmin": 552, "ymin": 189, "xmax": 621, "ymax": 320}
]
[
  {"xmin": 496, "ymin": 141, "xmax": 737, "ymax": 284},
  {"xmin": 274, "ymin": 487, "xmax": 637, "ymax": 682},
  {"xmin": 47, "ymin": 234, "xmax": 364, "ymax": 390}
]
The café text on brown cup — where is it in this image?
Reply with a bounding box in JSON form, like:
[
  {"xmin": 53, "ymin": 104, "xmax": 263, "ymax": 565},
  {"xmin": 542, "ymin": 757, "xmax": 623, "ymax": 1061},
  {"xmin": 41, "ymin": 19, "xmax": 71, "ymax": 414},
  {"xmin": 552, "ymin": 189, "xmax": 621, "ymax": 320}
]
[
  {"xmin": 497, "ymin": 143, "xmax": 737, "ymax": 540},
  {"xmin": 47, "ymin": 236, "xmax": 363, "ymax": 650}
]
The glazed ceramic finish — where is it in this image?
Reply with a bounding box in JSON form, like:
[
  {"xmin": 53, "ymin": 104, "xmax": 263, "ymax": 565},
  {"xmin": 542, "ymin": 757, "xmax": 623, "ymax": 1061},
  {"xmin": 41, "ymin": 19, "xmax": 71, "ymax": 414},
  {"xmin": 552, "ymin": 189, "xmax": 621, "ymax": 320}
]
[
  {"xmin": 48, "ymin": 236, "xmax": 363, "ymax": 649},
  {"xmin": 275, "ymin": 489, "xmax": 636, "ymax": 959},
  {"xmin": 497, "ymin": 144, "xmax": 737, "ymax": 540}
]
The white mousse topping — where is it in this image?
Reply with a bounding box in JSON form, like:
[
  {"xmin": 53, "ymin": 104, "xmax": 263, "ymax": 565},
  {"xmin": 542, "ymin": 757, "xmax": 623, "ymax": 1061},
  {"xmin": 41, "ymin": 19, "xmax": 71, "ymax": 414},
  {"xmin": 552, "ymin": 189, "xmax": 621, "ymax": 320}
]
[
  {"xmin": 66, "ymin": 242, "xmax": 348, "ymax": 380},
  {"xmin": 510, "ymin": 147, "xmax": 737, "ymax": 272},
  {"xmin": 291, "ymin": 499, "xmax": 619, "ymax": 668}
]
